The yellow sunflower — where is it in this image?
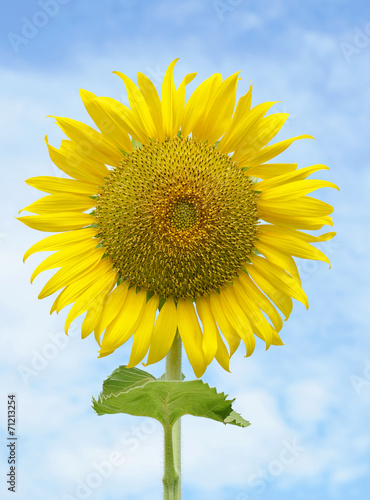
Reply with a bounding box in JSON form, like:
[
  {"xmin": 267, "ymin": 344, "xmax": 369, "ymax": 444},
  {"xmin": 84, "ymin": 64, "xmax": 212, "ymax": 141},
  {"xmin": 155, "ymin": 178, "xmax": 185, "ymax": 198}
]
[{"xmin": 18, "ymin": 59, "xmax": 337, "ymax": 377}]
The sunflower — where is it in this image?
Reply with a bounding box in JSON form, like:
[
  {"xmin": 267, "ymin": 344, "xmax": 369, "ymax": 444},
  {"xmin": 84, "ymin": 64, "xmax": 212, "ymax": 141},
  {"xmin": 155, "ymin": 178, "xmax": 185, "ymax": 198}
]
[{"xmin": 18, "ymin": 59, "xmax": 337, "ymax": 377}]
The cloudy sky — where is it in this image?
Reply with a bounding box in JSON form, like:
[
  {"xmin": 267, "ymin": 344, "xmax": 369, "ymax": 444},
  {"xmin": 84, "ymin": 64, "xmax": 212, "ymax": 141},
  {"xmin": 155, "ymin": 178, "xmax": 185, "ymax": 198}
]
[{"xmin": 1, "ymin": 0, "xmax": 370, "ymax": 499}]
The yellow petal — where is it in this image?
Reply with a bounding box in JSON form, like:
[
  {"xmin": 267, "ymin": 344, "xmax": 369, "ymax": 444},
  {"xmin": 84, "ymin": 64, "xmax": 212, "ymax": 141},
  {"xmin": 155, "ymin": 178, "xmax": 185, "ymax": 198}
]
[
  {"xmin": 51, "ymin": 116, "xmax": 122, "ymax": 166},
  {"xmin": 259, "ymin": 211, "xmax": 333, "ymax": 230},
  {"xmin": 246, "ymin": 163, "xmax": 298, "ymax": 179},
  {"xmin": 262, "ymin": 226, "xmax": 336, "ymax": 244},
  {"xmin": 251, "ymin": 113, "xmax": 289, "ymax": 151},
  {"xmin": 196, "ymin": 296, "xmax": 219, "ymax": 366},
  {"xmin": 94, "ymin": 282, "xmax": 130, "ymax": 343},
  {"xmin": 245, "ymin": 263, "xmax": 293, "ymax": 319},
  {"xmin": 233, "ymin": 279, "xmax": 274, "ymax": 349},
  {"xmin": 181, "ymin": 73, "xmax": 222, "ymax": 138},
  {"xmin": 93, "ymin": 96, "xmax": 150, "ymax": 145},
  {"xmin": 99, "ymin": 288, "xmax": 147, "ymax": 354},
  {"xmin": 176, "ymin": 298, "xmax": 206, "ymax": 378},
  {"xmin": 259, "ymin": 196, "xmax": 334, "ymax": 218},
  {"xmin": 237, "ymin": 271, "xmax": 283, "ymax": 332},
  {"xmin": 218, "ymin": 101, "xmax": 277, "ymax": 154},
  {"xmin": 23, "ymin": 228, "xmax": 98, "ymax": 262},
  {"xmin": 214, "ymin": 330, "xmax": 231, "ymax": 372},
  {"xmin": 112, "ymin": 73, "xmax": 157, "ymax": 139},
  {"xmin": 65, "ymin": 264, "xmax": 117, "ymax": 333},
  {"xmin": 79, "ymin": 89, "xmax": 133, "ymax": 153},
  {"xmin": 219, "ymin": 286, "xmax": 256, "ymax": 357},
  {"xmin": 173, "ymin": 72, "xmax": 197, "ymax": 136},
  {"xmin": 234, "ymin": 134, "xmax": 313, "ymax": 167},
  {"xmin": 20, "ymin": 193, "xmax": 96, "ymax": 215},
  {"xmin": 249, "ymin": 255, "xmax": 309, "ymax": 309},
  {"xmin": 260, "ymin": 179, "xmax": 339, "ymax": 201},
  {"xmin": 38, "ymin": 248, "xmax": 105, "ymax": 298},
  {"xmin": 161, "ymin": 59, "xmax": 179, "ymax": 138},
  {"xmin": 30, "ymin": 240, "xmax": 100, "ymax": 283},
  {"xmin": 45, "ymin": 137, "xmax": 109, "ymax": 184},
  {"xmin": 126, "ymin": 294, "xmax": 160, "ymax": 368},
  {"xmin": 25, "ymin": 176, "xmax": 97, "ymax": 195},
  {"xmin": 17, "ymin": 213, "xmax": 95, "ymax": 232},
  {"xmin": 255, "ymin": 242, "xmax": 301, "ymax": 283},
  {"xmin": 230, "ymin": 83, "xmax": 253, "ymax": 123},
  {"xmin": 137, "ymin": 72, "xmax": 165, "ymax": 140},
  {"xmin": 209, "ymin": 291, "xmax": 241, "ymax": 355},
  {"xmin": 257, "ymin": 227, "xmax": 331, "ymax": 266},
  {"xmin": 197, "ymin": 72, "xmax": 240, "ymax": 145},
  {"xmin": 256, "ymin": 164, "xmax": 330, "ymax": 190},
  {"xmin": 81, "ymin": 299, "xmax": 105, "ymax": 339},
  {"xmin": 145, "ymin": 298, "xmax": 178, "ymax": 365},
  {"xmin": 52, "ymin": 259, "xmax": 117, "ymax": 314}
]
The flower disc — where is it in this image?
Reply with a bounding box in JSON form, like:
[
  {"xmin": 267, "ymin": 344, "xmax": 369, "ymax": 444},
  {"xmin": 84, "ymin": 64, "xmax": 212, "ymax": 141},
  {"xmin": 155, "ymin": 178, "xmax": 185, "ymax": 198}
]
[{"xmin": 96, "ymin": 137, "xmax": 259, "ymax": 300}]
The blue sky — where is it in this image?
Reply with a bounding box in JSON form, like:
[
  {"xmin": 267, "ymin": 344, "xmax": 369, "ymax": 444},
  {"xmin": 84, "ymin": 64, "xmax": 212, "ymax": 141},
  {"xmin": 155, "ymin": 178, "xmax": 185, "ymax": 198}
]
[{"xmin": 1, "ymin": 0, "xmax": 370, "ymax": 499}]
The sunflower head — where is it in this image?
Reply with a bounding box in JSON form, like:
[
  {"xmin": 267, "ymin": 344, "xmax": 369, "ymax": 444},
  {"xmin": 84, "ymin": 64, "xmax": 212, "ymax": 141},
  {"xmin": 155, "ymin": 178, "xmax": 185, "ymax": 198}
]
[{"xmin": 18, "ymin": 59, "xmax": 337, "ymax": 377}]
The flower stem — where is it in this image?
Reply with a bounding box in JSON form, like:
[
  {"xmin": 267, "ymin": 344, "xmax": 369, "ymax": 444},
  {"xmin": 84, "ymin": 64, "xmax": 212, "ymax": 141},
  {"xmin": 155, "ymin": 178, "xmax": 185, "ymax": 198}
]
[{"xmin": 163, "ymin": 332, "xmax": 182, "ymax": 500}]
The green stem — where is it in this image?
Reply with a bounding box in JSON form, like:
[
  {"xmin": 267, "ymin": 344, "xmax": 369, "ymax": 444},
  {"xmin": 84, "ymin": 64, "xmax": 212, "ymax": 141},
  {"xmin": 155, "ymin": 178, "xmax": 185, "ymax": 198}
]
[{"xmin": 163, "ymin": 332, "xmax": 182, "ymax": 500}]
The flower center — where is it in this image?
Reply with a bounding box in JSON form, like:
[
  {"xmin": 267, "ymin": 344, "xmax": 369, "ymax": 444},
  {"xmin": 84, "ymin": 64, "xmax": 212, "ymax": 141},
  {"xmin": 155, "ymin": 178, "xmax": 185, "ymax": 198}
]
[
  {"xmin": 171, "ymin": 201, "xmax": 197, "ymax": 230},
  {"xmin": 95, "ymin": 137, "xmax": 259, "ymax": 300}
]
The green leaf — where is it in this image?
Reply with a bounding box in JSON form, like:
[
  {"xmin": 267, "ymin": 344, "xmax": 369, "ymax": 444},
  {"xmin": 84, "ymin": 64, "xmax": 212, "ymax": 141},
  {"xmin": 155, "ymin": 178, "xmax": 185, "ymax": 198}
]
[
  {"xmin": 92, "ymin": 366, "xmax": 249, "ymax": 428},
  {"xmin": 224, "ymin": 410, "xmax": 250, "ymax": 428}
]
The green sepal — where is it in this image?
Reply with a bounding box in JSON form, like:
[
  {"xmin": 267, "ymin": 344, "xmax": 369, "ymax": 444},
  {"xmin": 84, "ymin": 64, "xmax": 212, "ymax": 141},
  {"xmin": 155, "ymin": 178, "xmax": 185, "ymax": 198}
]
[{"xmin": 92, "ymin": 366, "xmax": 250, "ymax": 428}]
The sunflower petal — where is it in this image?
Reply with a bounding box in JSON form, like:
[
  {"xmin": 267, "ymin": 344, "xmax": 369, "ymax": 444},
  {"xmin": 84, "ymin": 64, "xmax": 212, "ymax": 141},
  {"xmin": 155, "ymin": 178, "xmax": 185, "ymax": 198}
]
[
  {"xmin": 197, "ymin": 72, "xmax": 240, "ymax": 144},
  {"xmin": 93, "ymin": 96, "xmax": 150, "ymax": 145},
  {"xmin": 249, "ymin": 255, "xmax": 309, "ymax": 309},
  {"xmin": 181, "ymin": 73, "xmax": 222, "ymax": 138},
  {"xmin": 255, "ymin": 242, "xmax": 301, "ymax": 283},
  {"xmin": 30, "ymin": 240, "xmax": 100, "ymax": 283},
  {"xmin": 196, "ymin": 296, "xmax": 219, "ymax": 366},
  {"xmin": 25, "ymin": 176, "xmax": 97, "ymax": 195},
  {"xmin": 126, "ymin": 294, "xmax": 160, "ymax": 368},
  {"xmin": 255, "ymin": 164, "xmax": 330, "ymax": 190},
  {"xmin": 260, "ymin": 179, "xmax": 339, "ymax": 201},
  {"xmin": 51, "ymin": 259, "xmax": 115, "ymax": 315},
  {"xmin": 94, "ymin": 282, "xmax": 130, "ymax": 343},
  {"xmin": 51, "ymin": 116, "xmax": 122, "ymax": 166},
  {"xmin": 209, "ymin": 291, "xmax": 241, "ymax": 355},
  {"xmin": 218, "ymin": 101, "xmax": 277, "ymax": 154},
  {"xmin": 17, "ymin": 213, "xmax": 95, "ymax": 232},
  {"xmin": 176, "ymin": 298, "xmax": 206, "ymax": 378},
  {"xmin": 233, "ymin": 279, "xmax": 274, "ymax": 349},
  {"xmin": 214, "ymin": 330, "xmax": 231, "ymax": 371},
  {"xmin": 237, "ymin": 271, "xmax": 283, "ymax": 332},
  {"xmin": 257, "ymin": 226, "xmax": 331, "ymax": 266},
  {"xmin": 45, "ymin": 137, "xmax": 109, "ymax": 183},
  {"xmin": 79, "ymin": 89, "xmax": 133, "ymax": 152},
  {"xmin": 23, "ymin": 228, "xmax": 98, "ymax": 262},
  {"xmin": 113, "ymin": 73, "xmax": 157, "ymax": 139},
  {"xmin": 38, "ymin": 248, "xmax": 106, "ymax": 298},
  {"xmin": 99, "ymin": 288, "xmax": 147, "ymax": 355},
  {"xmin": 137, "ymin": 72, "xmax": 165, "ymax": 140},
  {"xmin": 219, "ymin": 286, "xmax": 256, "ymax": 357},
  {"xmin": 65, "ymin": 265, "xmax": 117, "ymax": 334},
  {"xmin": 234, "ymin": 134, "xmax": 313, "ymax": 167},
  {"xmin": 145, "ymin": 298, "xmax": 178, "ymax": 365},
  {"xmin": 20, "ymin": 193, "xmax": 96, "ymax": 215},
  {"xmin": 246, "ymin": 163, "xmax": 298, "ymax": 179},
  {"xmin": 245, "ymin": 263, "xmax": 293, "ymax": 319}
]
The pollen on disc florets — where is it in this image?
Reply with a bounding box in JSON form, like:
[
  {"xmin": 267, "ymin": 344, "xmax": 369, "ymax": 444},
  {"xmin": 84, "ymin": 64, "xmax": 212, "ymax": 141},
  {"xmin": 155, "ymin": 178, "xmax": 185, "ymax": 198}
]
[{"xmin": 95, "ymin": 137, "xmax": 259, "ymax": 300}]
